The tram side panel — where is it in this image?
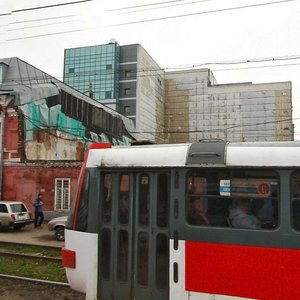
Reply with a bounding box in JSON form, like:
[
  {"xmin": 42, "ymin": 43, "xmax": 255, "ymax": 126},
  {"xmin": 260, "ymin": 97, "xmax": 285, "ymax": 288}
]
[
  {"xmin": 173, "ymin": 167, "xmax": 300, "ymax": 300},
  {"xmin": 62, "ymin": 166, "xmax": 100, "ymax": 300}
]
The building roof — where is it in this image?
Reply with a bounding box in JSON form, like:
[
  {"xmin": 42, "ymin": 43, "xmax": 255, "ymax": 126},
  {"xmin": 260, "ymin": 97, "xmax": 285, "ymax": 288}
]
[{"xmin": 0, "ymin": 57, "xmax": 137, "ymax": 142}]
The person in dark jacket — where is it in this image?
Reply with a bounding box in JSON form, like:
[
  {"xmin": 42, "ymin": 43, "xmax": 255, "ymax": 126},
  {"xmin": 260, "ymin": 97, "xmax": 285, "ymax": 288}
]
[
  {"xmin": 187, "ymin": 198, "xmax": 210, "ymax": 225},
  {"xmin": 33, "ymin": 194, "xmax": 44, "ymax": 228}
]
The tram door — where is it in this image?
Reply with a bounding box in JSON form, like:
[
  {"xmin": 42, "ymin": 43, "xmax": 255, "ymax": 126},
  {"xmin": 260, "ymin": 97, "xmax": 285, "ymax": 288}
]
[{"xmin": 98, "ymin": 171, "xmax": 170, "ymax": 300}]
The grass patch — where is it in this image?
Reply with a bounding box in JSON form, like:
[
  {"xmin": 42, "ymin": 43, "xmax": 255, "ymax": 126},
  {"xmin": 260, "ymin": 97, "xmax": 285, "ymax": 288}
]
[
  {"xmin": 0, "ymin": 243, "xmax": 61, "ymax": 258},
  {"xmin": 0, "ymin": 256, "xmax": 67, "ymax": 282}
]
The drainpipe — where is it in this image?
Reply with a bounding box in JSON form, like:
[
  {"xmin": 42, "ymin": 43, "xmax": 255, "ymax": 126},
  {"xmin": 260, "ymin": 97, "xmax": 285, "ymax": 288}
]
[{"xmin": 0, "ymin": 95, "xmax": 14, "ymax": 200}]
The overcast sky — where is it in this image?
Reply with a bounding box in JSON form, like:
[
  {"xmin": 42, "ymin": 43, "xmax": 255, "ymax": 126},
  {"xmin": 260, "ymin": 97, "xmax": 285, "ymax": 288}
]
[{"xmin": 1, "ymin": 0, "xmax": 300, "ymax": 139}]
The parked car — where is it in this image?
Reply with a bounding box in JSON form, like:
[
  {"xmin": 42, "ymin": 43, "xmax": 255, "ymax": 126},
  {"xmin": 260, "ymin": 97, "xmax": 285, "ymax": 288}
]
[
  {"xmin": 47, "ymin": 215, "xmax": 68, "ymax": 241},
  {"xmin": 0, "ymin": 201, "xmax": 33, "ymax": 230}
]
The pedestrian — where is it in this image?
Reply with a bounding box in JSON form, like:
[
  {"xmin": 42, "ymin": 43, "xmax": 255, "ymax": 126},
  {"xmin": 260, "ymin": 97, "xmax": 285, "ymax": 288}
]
[{"xmin": 33, "ymin": 193, "xmax": 44, "ymax": 228}]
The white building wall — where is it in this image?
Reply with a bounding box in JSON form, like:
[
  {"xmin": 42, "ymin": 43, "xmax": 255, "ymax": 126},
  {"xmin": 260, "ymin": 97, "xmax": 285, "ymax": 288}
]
[
  {"xmin": 208, "ymin": 82, "xmax": 292, "ymax": 141},
  {"xmin": 165, "ymin": 69, "xmax": 292, "ymax": 143}
]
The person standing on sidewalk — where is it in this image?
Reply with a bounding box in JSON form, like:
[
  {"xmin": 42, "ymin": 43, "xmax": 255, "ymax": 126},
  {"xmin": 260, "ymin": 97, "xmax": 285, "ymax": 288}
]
[{"xmin": 33, "ymin": 194, "xmax": 44, "ymax": 228}]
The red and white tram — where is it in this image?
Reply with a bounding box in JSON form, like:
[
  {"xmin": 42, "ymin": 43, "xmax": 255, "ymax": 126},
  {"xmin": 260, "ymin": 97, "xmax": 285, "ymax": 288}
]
[{"xmin": 62, "ymin": 140, "xmax": 300, "ymax": 300}]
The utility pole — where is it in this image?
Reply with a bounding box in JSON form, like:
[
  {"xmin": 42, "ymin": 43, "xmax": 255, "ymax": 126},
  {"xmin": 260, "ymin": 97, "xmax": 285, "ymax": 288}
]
[
  {"xmin": 88, "ymin": 83, "xmax": 93, "ymax": 99},
  {"xmin": 84, "ymin": 83, "xmax": 94, "ymax": 99}
]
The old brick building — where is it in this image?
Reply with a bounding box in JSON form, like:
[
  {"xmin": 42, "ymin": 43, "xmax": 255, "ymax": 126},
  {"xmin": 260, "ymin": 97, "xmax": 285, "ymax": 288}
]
[{"xmin": 0, "ymin": 57, "xmax": 135, "ymax": 214}]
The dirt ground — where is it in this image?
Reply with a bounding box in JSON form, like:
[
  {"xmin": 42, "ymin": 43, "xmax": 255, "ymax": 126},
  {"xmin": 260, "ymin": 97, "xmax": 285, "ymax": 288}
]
[{"xmin": 0, "ymin": 277, "xmax": 85, "ymax": 300}]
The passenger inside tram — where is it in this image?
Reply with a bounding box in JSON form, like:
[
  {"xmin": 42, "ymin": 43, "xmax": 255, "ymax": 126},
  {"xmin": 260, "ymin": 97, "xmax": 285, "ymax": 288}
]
[
  {"xmin": 187, "ymin": 198, "xmax": 210, "ymax": 226},
  {"xmin": 229, "ymin": 199, "xmax": 261, "ymax": 229},
  {"xmin": 251, "ymin": 198, "xmax": 276, "ymax": 228},
  {"xmin": 119, "ymin": 192, "xmax": 129, "ymax": 224}
]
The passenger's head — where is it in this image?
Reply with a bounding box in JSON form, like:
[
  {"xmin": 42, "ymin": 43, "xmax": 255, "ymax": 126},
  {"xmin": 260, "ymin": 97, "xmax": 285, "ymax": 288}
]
[
  {"xmin": 236, "ymin": 199, "xmax": 252, "ymax": 211},
  {"xmin": 190, "ymin": 198, "xmax": 205, "ymax": 214}
]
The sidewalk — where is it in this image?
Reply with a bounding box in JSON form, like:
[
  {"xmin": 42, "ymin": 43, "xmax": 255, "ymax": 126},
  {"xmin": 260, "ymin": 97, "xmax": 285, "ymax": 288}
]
[{"xmin": 0, "ymin": 223, "xmax": 63, "ymax": 248}]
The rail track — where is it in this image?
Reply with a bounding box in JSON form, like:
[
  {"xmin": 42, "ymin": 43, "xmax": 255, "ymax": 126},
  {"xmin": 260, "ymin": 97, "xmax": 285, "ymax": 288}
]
[
  {"xmin": 0, "ymin": 248, "xmax": 61, "ymax": 262},
  {"xmin": 0, "ymin": 274, "xmax": 85, "ymax": 300},
  {"xmin": 0, "ymin": 249, "xmax": 61, "ymax": 261},
  {"xmin": 0, "ymin": 241, "xmax": 85, "ymax": 299},
  {"xmin": 0, "ymin": 241, "xmax": 64, "ymax": 278}
]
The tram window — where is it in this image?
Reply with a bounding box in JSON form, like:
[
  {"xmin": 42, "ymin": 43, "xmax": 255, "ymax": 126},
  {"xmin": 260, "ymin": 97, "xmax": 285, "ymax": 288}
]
[
  {"xmin": 291, "ymin": 171, "xmax": 300, "ymax": 230},
  {"xmin": 138, "ymin": 174, "xmax": 150, "ymax": 226},
  {"xmin": 102, "ymin": 173, "xmax": 112, "ymax": 223},
  {"xmin": 137, "ymin": 232, "xmax": 149, "ymax": 286},
  {"xmin": 75, "ymin": 171, "xmax": 90, "ymax": 232},
  {"xmin": 186, "ymin": 169, "xmax": 279, "ymax": 230},
  {"xmin": 119, "ymin": 174, "xmax": 130, "ymax": 225},
  {"xmin": 157, "ymin": 174, "xmax": 169, "ymax": 227},
  {"xmin": 117, "ymin": 230, "xmax": 129, "ymax": 281},
  {"xmin": 100, "ymin": 228, "xmax": 111, "ymax": 279},
  {"xmin": 156, "ymin": 234, "xmax": 169, "ymax": 289}
]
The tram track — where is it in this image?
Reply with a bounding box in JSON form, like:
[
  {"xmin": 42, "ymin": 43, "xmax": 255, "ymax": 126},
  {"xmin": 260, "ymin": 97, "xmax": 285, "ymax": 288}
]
[
  {"xmin": 0, "ymin": 250, "xmax": 61, "ymax": 262},
  {"xmin": 0, "ymin": 273, "xmax": 69, "ymax": 286},
  {"xmin": 0, "ymin": 241, "xmax": 61, "ymax": 258},
  {"xmin": 0, "ymin": 249, "xmax": 61, "ymax": 261},
  {"xmin": 0, "ymin": 241, "xmax": 66, "ymax": 283},
  {"xmin": 0, "ymin": 240, "xmax": 61, "ymax": 251},
  {"xmin": 0, "ymin": 274, "xmax": 85, "ymax": 300}
]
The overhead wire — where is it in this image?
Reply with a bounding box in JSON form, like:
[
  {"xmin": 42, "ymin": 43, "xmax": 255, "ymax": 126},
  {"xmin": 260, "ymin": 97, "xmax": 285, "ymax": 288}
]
[
  {"xmin": 1, "ymin": 0, "xmax": 94, "ymax": 42},
  {"xmin": 4, "ymin": 54, "xmax": 298, "ymax": 83},
  {"xmin": 6, "ymin": 28, "xmax": 90, "ymax": 41},
  {"xmin": 21, "ymin": 113, "xmax": 87, "ymax": 142},
  {"xmin": 19, "ymin": 108, "xmax": 295, "ymax": 137},
  {"xmin": 10, "ymin": 15, "xmax": 78, "ymax": 24},
  {"xmin": 2, "ymin": 53, "xmax": 297, "ymax": 108},
  {"xmin": 5, "ymin": 78, "xmax": 294, "ymax": 139},
  {"xmin": 112, "ymin": 0, "xmax": 215, "ymax": 14},
  {"xmin": 0, "ymin": 0, "xmax": 299, "ymax": 139},
  {"xmin": 1, "ymin": 71, "xmax": 293, "ymax": 105},
  {"xmin": 3, "ymin": 74, "xmax": 294, "ymax": 133},
  {"xmin": 109, "ymin": 0, "xmax": 187, "ymax": 11},
  {"xmin": 111, "ymin": 0, "xmax": 297, "ymax": 26},
  {"xmin": 7, "ymin": 19, "xmax": 79, "ymax": 32},
  {"xmin": 12, "ymin": 0, "xmax": 94, "ymax": 14}
]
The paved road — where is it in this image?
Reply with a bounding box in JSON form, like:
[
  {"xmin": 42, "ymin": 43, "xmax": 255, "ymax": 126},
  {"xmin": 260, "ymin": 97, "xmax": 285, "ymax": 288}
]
[{"xmin": 0, "ymin": 223, "xmax": 63, "ymax": 248}]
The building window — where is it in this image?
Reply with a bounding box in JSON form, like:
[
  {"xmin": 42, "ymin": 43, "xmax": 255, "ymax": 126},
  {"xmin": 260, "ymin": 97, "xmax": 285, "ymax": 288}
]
[
  {"xmin": 125, "ymin": 71, "xmax": 131, "ymax": 78},
  {"xmin": 124, "ymin": 106, "xmax": 131, "ymax": 113},
  {"xmin": 106, "ymin": 64, "xmax": 112, "ymax": 70},
  {"xmin": 69, "ymin": 67, "xmax": 75, "ymax": 73},
  {"xmin": 125, "ymin": 88, "xmax": 131, "ymax": 96},
  {"xmin": 55, "ymin": 178, "xmax": 70, "ymax": 210},
  {"xmin": 105, "ymin": 91, "xmax": 112, "ymax": 98}
]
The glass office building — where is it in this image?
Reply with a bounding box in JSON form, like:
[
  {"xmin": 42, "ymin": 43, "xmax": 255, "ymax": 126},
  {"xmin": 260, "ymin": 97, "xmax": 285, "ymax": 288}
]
[
  {"xmin": 63, "ymin": 43, "xmax": 120, "ymax": 101},
  {"xmin": 63, "ymin": 42, "xmax": 164, "ymax": 141}
]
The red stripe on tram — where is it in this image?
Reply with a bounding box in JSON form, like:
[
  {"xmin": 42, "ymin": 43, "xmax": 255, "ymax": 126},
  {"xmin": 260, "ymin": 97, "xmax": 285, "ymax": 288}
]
[{"xmin": 185, "ymin": 241, "xmax": 300, "ymax": 300}]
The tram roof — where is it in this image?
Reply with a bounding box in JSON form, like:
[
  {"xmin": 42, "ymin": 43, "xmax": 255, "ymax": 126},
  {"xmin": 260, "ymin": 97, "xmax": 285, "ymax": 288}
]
[{"xmin": 85, "ymin": 141, "xmax": 300, "ymax": 168}]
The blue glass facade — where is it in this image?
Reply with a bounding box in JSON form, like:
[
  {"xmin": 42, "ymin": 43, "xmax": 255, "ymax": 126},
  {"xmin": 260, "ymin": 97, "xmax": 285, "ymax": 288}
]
[{"xmin": 63, "ymin": 44, "xmax": 120, "ymax": 101}]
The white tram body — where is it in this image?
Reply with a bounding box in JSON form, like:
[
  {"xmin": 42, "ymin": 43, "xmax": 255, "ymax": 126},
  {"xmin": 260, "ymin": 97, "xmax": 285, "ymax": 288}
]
[{"xmin": 62, "ymin": 141, "xmax": 300, "ymax": 300}]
